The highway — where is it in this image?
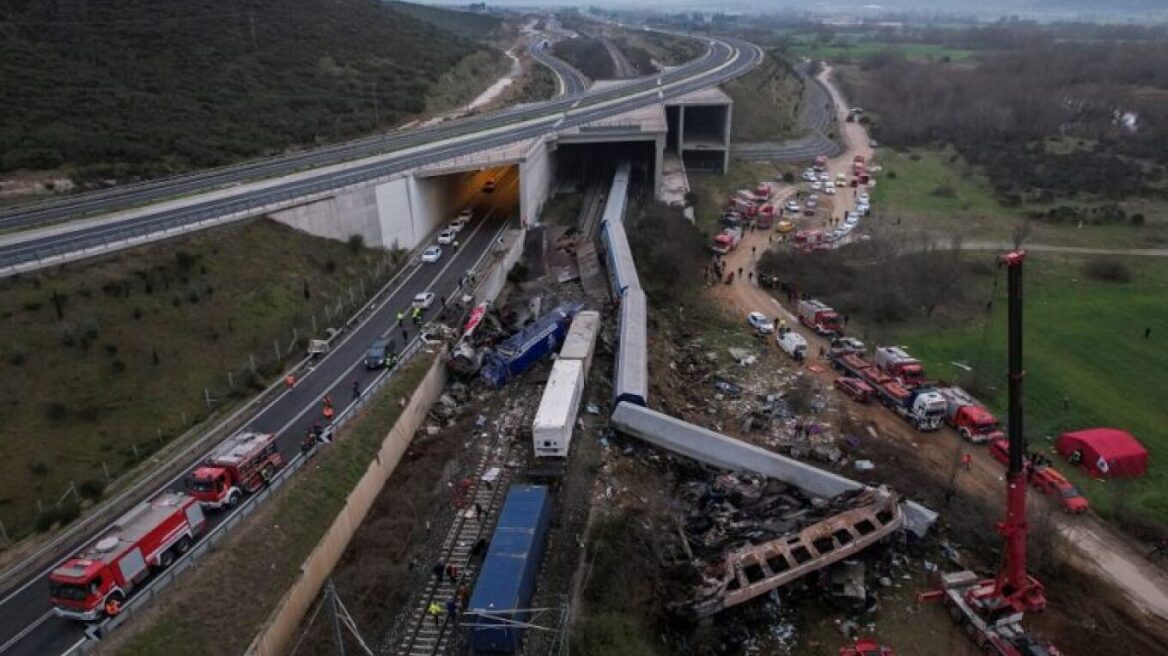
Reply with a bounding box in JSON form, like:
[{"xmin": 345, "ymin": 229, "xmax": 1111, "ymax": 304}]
[
  {"xmin": 0, "ymin": 38, "xmax": 761, "ymax": 273},
  {"xmin": 0, "ymin": 39, "xmax": 721, "ymax": 234},
  {"xmin": 732, "ymin": 61, "xmax": 844, "ymax": 163},
  {"xmin": 527, "ymin": 37, "xmax": 588, "ymax": 95},
  {"xmin": 0, "ymin": 169, "xmax": 521, "ymax": 656},
  {"xmin": 0, "ymin": 35, "xmax": 762, "ymax": 655}
]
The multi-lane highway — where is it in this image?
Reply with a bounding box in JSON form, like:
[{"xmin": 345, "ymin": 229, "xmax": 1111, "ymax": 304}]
[
  {"xmin": 0, "ymin": 169, "xmax": 521, "ymax": 656},
  {"xmin": 0, "ymin": 37, "xmax": 761, "ymax": 273},
  {"xmin": 527, "ymin": 37, "xmax": 589, "ymax": 95},
  {"xmin": 0, "ymin": 33, "xmax": 763, "ymax": 656}
]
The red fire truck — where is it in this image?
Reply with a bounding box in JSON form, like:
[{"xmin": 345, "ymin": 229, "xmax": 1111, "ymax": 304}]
[
  {"xmin": 187, "ymin": 431, "xmax": 283, "ymax": 510},
  {"xmin": 49, "ymin": 491, "xmax": 207, "ymax": 621}
]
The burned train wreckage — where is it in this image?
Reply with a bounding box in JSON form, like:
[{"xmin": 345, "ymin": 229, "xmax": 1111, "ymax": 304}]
[{"xmin": 664, "ymin": 473, "xmax": 904, "ymax": 618}]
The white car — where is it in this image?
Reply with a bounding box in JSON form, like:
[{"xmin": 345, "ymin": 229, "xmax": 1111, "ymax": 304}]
[
  {"xmin": 437, "ymin": 228, "xmax": 457, "ymax": 245},
  {"xmin": 421, "ymin": 246, "xmax": 442, "ymax": 263},
  {"xmin": 823, "ymin": 186, "xmax": 836, "ymax": 196},
  {"xmin": 747, "ymin": 311, "xmax": 773, "ymax": 334},
  {"xmin": 811, "ymin": 181, "xmax": 822, "ymax": 191},
  {"xmin": 808, "ymin": 193, "xmax": 820, "ymax": 202},
  {"xmin": 858, "ymin": 193, "xmax": 870, "ymax": 204},
  {"xmin": 802, "ymin": 169, "xmax": 818, "ymax": 182},
  {"xmin": 785, "ymin": 200, "xmax": 800, "ymax": 213},
  {"xmin": 412, "ymin": 292, "xmax": 435, "ymax": 309},
  {"xmin": 845, "ymin": 214, "xmax": 860, "ymax": 227},
  {"xmin": 818, "ymin": 172, "xmax": 830, "ymax": 182},
  {"xmin": 452, "ymin": 209, "xmax": 473, "ymax": 231},
  {"xmin": 836, "ymin": 172, "xmax": 847, "ymax": 183},
  {"xmin": 856, "ymin": 204, "xmax": 870, "ymax": 215}
]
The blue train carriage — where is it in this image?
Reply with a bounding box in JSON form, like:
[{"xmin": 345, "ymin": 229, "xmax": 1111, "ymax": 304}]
[
  {"xmin": 480, "ymin": 304, "xmax": 582, "ymax": 387},
  {"xmin": 467, "ymin": 485, "xmax": 553, "ymax": 654},
  {"xmin": 614, "ymin": 287, "xmax": 648, "ymax": 407}
]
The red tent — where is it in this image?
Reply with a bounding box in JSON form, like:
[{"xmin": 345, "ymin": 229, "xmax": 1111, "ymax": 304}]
[{"xmin": 1056, "ymin": 428, "xmax": 1148, "ymax": 478}]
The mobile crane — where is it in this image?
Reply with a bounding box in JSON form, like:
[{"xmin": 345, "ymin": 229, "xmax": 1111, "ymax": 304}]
[{"xmin": 920, "ymin": 251, "xmax": 1063, "ymax": 655}]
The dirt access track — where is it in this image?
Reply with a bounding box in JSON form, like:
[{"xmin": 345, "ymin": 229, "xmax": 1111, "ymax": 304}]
[{"xmin": 707, "ymin": 65, "xmax": 1168, "ymax": 625}]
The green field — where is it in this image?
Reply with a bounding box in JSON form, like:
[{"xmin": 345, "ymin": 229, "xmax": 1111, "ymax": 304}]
[
  {"xmin": 873, "ymin": 147, "xmax": 1168, "ymax": 248},
  {"xmin": 895, "ymin": 255, "xmax": 1168, "ymax": 523},
  {"xmin": 790, "ymin": 40, "xmax": 976, "ymax": 63},
  {"xmin": 0, "ymin": 221, "xmax": 395, "ymax": 538}
]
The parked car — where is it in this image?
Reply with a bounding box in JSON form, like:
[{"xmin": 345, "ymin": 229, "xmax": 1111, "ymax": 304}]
[
  {"xmin": 438, "ymin": 228, "xmax": 457, "ymax": 245},
  {"xmin": 845, "ymin": 214, "xmax": 860, "ymax": 227},
  {"xmin": 834, "ymin": 377, "xmax": 875, "ymax": 402},
  {"xmin": 421, "ymin": 246, "xmax": 442, "ymax": 263},
  {"xmin": 365, "ymin": 338, "xmax": 396, "ymax": 369},
  {"xmin": 802, "ymin": 169, "xmax": 818, "ymax": 182},
  {"xmin": 776, "ymin": 219, "xmax": 796, "ymax": 233},
  {"xmin": 747, "ymin": 311, "xmax": 773, "ymax": 334},
  {"xmin": 785, "ymin": 200, "xmax": 801, "ymax": 213},
  {"xmin": 869, "ymin": 139, "xmax": 878, "ymax": 148},
  {"xmin": 823, "ymin": 185, "xmax": 836, "ymax": 196},
  {"xmin": 818, "ymin": 171, "xmax": 830, "ymax": 182},
  {"xmin": 836, "ymin": 172, "xmax": 848, "ymax": 183},
  {"xmin": 412, "ymin": 292, "xmax": 435, "ymax": 309},
  {"xmin": 811, "ymin": 181, "xmax": 822, "ymax": 191},
  {"xmin": 858, "ymin": 192, "xmax": 870, "ymax": 204}
]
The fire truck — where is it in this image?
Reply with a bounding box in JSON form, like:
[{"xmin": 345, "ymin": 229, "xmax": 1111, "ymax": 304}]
[
  {"xmin": 48, "ymin": 491, "xmax": 207, "ymax": 621},
  {"xmin": 187, "ymin": 431, "xmax": 283, "ymax": 510}
]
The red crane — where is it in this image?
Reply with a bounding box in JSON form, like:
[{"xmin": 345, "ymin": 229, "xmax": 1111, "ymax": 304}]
[{"xmin": 919, "ymin": 250, "xmax": 1062, "ymax": 655}]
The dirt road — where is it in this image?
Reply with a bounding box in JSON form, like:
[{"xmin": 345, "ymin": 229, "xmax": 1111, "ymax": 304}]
[{"xmin": 705, "ymin": 65, "xmax": 1168, "ymax": 625}]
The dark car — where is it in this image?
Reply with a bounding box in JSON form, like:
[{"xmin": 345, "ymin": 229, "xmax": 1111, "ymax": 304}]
[
  {"xmin": 834, "ymin": 376, "xmax": 874, "ymax": 403},
  {"xmin": 365, "ymin": 338, "xmax": 396, "ymax": 369}
]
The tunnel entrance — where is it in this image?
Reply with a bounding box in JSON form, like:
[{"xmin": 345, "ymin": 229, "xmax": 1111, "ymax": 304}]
[
  {"xmin": 374, "ymin": 164, "xmax": 518, "ymax": 250},
  {"xmin": 549, "ymin": 140, "xmax": 658, "ymax": 214}
]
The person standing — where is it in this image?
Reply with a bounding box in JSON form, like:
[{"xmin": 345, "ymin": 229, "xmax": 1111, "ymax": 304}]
[{"xmin": 428, "ymin": 601, "xmax": 444, "ymax": 627}]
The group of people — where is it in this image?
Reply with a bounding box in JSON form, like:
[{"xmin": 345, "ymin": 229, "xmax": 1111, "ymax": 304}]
[{"xmin": 426, "ymin": 537, "xmax": 489, "ymax": 628}]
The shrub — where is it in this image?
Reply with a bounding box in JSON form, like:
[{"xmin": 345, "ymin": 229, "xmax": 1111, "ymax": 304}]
[
  {"xmin": 46, "ymin": 402, "xmax": 69, "ymax": 422},
  {"xmin": 9, "ymin": 345, "xmax": 27, "ymax": 366},
  {"xmin": 111, "ymin": 359, "xmax": 128, "ymax": 374},
  {"xmin": 886, "ymin": 170, "xmax": 897, "ymax": 179},
  {"xmin": 78, "ymin": 480, "xmax": 105, "ymax": 501},
  {"xmin": 347, "ymin": 234, "xmax": 366, "ymax": 253},
  {"xmin": 782, "ymin": 171, "xmax": 796, "ymax": 183},
  {"xmin": 36, "ymin": 502, "xmax": 80, "ymax": 532},
  {"xmin": 930, "ymin": 184, "xmax": 958, "ymax": 198},
  {"xmin": 29, "ymin": 461, "xmax": 49, "ymax": 476},
  {"xmin": 132, "ymin": 307, "xmax": 143, "ymax": 319},
  {"xmin": 175, "ymin": 249, "xmax": 198, "ymax": 271},
  {"xmin": 1082, "ymin": 258, "xmax": 1131, "ymax": 283},
  {"xmin": 1130, "ymin": 213, "xmax": 1145, "ymax": 226},
  {"xmin": 103, "ymin": 343, "xmax": 118, "ymax": 356}
]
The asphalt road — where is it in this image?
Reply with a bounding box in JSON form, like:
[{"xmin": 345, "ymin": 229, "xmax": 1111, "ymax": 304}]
[
  {"xmin": 732, "ymin": 62, "xmax": 844, "ymax": 163},
  {"xmin": 0, "ymin": 171, "xmax": 521, "ymax": 656},
  {"xmin": 527, "ymin": 37, "xmax": 588, "ymax": 95},
  {"xmin": 0, "ymin": 35, "xmax": 763, "ymax": 655},
  {"xmin": 0, "ymin": 40, "xmax": 721, "ymax": 235}
]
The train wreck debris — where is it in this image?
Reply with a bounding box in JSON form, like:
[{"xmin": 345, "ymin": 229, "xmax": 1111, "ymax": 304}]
[{"xmin": 666, "ymin": 475, "xmax": 903, "ymax": 618}]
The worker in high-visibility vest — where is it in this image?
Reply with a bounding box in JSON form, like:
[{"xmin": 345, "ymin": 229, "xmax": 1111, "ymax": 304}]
[
  {"xmin": 284, "ymin": 374, "xmax": 295, "ymax": 389},
  {"xmin": 322, "ymin": 395, "xmax": 335, "ymax": 420},
  {"xmin": 104, "ymin": 596, "xmax": 122, "ymax": 617}
]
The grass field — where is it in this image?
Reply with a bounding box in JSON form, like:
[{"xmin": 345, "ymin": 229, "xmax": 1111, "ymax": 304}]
[
  {"xmin": 689, "ymin": 161, "xmax": 782, "ymax": 234},
  {"xmin": 723, "ymin": 61, "xmax": 804, "ymax": 142},
  {"xmin": 893, "ymin": 254, "xmax": 1168, "ymax": 523},
  {"xmin": 113, "ymin": 353, "xmax": 436, "ymax": 656},
  {"xmin": 0, "ymin": 220, "xmax": 395, "ymax": 538},
  {"xmin": 872, "ymin": 147, "xmax": 1168, "ymax": 248}
]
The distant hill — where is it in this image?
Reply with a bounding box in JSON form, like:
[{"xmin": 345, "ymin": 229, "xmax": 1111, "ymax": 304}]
[
  {"xmin": 0, "ymin": 0, "xmax": 497, "ymax": 183},
  {"xmin": 387, "ymin": 2, "xmax": 503, "ymax": 42}
]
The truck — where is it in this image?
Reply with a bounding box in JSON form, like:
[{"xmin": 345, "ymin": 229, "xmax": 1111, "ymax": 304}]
[
  {"xmin": 873, "ymin": 346, "xmax": 926, "ymax": 387},
  {"xmin": 187, "ymin": 431, "xmax": 284, "ymax": 510},
  {"xmin": 481, "ymin": 304, "xmax": 580, "ymax": 387},
  {"xmin": 814, "ymin": 154, "xmax": 829, "ymax": 171},
  {"xmin": 936, "ymin": 387, "xmax": 1005, "ymax": 443},
  {"xmin": 798, "ymin": 299, "xmax": 842, "ymax": 335},
  {"xmin": 874, "ymin": 381, "xmax": 946, "ymax": 431},
  {"xmin": 49, "ymin": 491, "xmax": 207, "ymax": 621},
  {"xmin": 532, "ymin": 359, "xmax": 585, "ymax": 458},
  {"xmin": 853, "ymin": 155, "xmax": 866, "ymax": 176},
  {"xmin": 755, "ymin": 182, "xmax": 775, "ymax": 201},
  {"xmin": 711, "ymin": 228, "xmax": 743, "ymax": 255},
  {"xmin": 986, "ymin": 439, "xmax": 1089, "ymax": 514},
  {"xmin": 755, "ymin": 205, "xmax": 775, "ymax": 229},
  {"xmin": 776, "ymin": 329, "xmax": 808, "ymax": 361},
  {"xmin": 467, "ymin": 485, "xmax": 552, "ymax": 653}
]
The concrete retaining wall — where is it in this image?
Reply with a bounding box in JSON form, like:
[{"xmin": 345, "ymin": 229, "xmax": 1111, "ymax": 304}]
[
  {"xmin": 520, "ymin": 137, "xmax": 554, "ymax": 226},
  {"xmin": 245, "ymin": 355, "xmax": 447, "ymax": 656},
  {"xmin": 270, "ymin": 185, "xmax": 382, "ymax": 247}
]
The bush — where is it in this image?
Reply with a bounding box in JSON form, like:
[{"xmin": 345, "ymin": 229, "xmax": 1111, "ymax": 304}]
[
  {"xmin": 175, "ymin": 249, "xmax": 198, "ymax": 272},
  {"xmin": 782, "ymin": 171, "xmax": 796, "ymax": 183},
  {"xmin": 36, "ymin": 502, "xmax": 80, "ymax": 532},
  {"xmin": 1131, "ymin": 213, "xmax": 1145, "ymax": 226},
  {"xmin": 9, "ymin": 345, "xmax": 27, "ymax": 366},
  {"xmin": 347, "ymin": 234, "xmax": 366, "ymax": 253},
  {"xmin": 930, "ymin": 184, "xmax": 958, "ymax": 198},
  {"xmin": 111, "ymin": 359, "xmax": 128, "ymax": 374},
  {"xmin": 887, "ymin": 170, "xmax": 897, "ymax": 179},
  {"xmin": 1082, "ymin": 258, "xmax": 1132, "ymax": 283},
  {"xmin": 78, "ymin": 480, "xmax": 105, "ymax": 501},
  {"xmin": 29, "ymin": 461, "xmax": 49, "ymax": 477},
  {"xmin": 45, "ymin": 402, "xmax": 69, "ymax": 422}
]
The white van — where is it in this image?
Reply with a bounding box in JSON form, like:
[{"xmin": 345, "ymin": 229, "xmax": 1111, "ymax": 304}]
[{"xmin": 776, "ymin": 329, "xmax": 808, "ymax": 361}]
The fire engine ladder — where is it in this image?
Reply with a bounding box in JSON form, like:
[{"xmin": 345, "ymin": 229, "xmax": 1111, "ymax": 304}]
[{"xmin": 388, "ymin": 404, "xmax": 524, "ymax": 656}]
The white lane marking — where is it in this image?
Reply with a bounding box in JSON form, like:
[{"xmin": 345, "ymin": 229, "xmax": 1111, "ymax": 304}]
[{"xmin": 0, "ymin": 610, "xmax": 52, "ymax": 655}]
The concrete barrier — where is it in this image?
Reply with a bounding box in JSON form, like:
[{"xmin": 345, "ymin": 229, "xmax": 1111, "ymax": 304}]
[
  {"xmin": 245, "ymin": 355, "xmax": 447, "ymax": 656},
  {"xmin": 610, "ymin": 402, "xmax": 937, "ymax": 536}
]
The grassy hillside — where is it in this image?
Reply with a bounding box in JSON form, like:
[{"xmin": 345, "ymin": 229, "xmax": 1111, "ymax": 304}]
[
  {"xmin": 387, "ymin": 2, "xmax": 502, "ymax": 42},
  {"xmin": 0, "ymin": 220, "xmax": 396, "ymax": 539},
  {"xmin": 723, "ymin": 59, "xmax": 804, "ymax": 142},
  {"xmin": 0, "ymin": 0, "xmax": 494, "ymax": 184}
]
